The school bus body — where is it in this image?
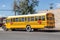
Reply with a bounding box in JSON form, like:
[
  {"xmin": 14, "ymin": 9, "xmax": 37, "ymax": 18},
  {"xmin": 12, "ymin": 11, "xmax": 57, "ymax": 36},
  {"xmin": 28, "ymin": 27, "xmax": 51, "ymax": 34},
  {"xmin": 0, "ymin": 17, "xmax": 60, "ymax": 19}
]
[{"xmin": 3, "ymin": 12, "xmax": 55, "ymax": 31}]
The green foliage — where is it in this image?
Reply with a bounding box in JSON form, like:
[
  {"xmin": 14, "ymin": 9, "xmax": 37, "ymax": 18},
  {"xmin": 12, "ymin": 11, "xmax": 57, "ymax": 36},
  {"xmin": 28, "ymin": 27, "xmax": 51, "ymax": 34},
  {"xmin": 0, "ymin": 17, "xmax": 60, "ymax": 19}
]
[{"xmin": 13, "ymin": 0, "xmax": 39, "ymax": 15}]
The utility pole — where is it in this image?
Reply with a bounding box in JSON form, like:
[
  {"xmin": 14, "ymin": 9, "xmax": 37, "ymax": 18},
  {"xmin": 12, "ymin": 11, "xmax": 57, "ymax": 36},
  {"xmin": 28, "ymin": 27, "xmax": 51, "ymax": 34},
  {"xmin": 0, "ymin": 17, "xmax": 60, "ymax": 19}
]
[
  {"xmin": 13, "ymin": 0, "xmax": 17, "ymax": 16},
  {"xmin": 50, "ymin": 3, "xmax": 54, "ymax": 9}
]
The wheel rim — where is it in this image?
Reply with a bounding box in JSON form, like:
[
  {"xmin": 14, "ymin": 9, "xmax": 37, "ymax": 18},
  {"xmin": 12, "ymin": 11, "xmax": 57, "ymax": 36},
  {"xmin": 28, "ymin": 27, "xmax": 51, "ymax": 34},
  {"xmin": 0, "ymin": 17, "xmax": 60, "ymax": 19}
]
[
  {"xmin": 26, "ymin": 26, "xmax": 31, "ymax": 32},
  {"xmin": 2, "ymin": 26, "xmax": 8, "ymax": 31}
]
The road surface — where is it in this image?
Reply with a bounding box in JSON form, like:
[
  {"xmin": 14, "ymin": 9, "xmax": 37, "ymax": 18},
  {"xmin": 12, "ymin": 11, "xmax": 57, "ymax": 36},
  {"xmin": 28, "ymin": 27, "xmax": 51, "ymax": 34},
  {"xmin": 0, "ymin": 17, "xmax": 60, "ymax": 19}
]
[{"xmin": 0, "ymin": 30, "xmax": 60, "ymax": 40}]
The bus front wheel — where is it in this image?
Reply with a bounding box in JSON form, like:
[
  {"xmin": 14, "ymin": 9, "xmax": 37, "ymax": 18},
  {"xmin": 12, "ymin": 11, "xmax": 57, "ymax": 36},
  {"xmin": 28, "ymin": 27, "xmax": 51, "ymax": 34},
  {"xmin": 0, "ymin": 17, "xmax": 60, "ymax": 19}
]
[{"xmin": 2, "ymin": 26, "xmax": 8, "ymax": 31}]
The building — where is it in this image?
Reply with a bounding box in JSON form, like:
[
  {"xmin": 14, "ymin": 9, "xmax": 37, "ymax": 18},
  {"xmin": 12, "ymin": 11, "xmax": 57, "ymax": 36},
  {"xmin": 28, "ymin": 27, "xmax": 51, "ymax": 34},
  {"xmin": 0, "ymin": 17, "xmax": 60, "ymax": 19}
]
[{"xmin": 0, "ymin": 17, "xmax": 6, "ymax": 27}]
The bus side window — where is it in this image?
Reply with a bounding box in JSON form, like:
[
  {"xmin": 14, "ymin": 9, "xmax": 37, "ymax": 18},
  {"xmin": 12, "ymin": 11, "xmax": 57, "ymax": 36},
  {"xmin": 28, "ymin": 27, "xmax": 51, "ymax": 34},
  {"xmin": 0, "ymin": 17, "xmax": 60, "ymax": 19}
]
[
  {"xmin": 28, "ymin": 17, "xmax": 30, "ymax": 21},
  {"xmin": 11, "ymin": 18, "xmax": 13, "ymax": 22},
  {"xmin": 39, "ymin": 16, "xmax": 41, "ymax": 20},
  {"xmin": 25, "ymin": 17, "xmax": 27, "ymax": 21},
  {"xmin": 31, "ymin": 17, "xmax": 34, "ymax": 21},
  {"xmin": 19, "ymin": 18, "xmax": 21, "ymax": 22},
  {"xmin": 41, "ymin": 16, "xmax": 45, "ymax": 21},
  {"xmin": 12, "ymin": 18, "xmax": 15, "ymax": 22},
  {"xmin": 15, "ymin": 18, "xmax": 19, "ymax": 22},
  {"xmin": 21, "ymin": 17, "xmax": 25, "ymax": 22},
  {"xmin": 35, "ymin": 16, "xmax": 39, "ymax": 21}
]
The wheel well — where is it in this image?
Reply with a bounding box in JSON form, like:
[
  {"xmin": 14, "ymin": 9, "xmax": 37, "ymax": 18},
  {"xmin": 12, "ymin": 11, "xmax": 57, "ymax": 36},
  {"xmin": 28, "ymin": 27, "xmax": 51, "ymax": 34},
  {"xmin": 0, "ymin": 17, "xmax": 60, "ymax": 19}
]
[{"xmin": 26, "ymin": 25, "xmax": 30, "ymax": 27}]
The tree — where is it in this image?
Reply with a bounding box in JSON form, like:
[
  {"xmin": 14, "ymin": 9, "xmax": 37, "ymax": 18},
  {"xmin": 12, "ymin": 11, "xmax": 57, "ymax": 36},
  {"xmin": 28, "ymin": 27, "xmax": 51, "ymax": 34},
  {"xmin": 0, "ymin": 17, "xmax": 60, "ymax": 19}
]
[
  {"xmin": 13, "ymin": 0, "xmax": 20, "ymax": 15},
  {"xmin": 13, "ymin": 0, "xmax": 39, "ymax": 15}
]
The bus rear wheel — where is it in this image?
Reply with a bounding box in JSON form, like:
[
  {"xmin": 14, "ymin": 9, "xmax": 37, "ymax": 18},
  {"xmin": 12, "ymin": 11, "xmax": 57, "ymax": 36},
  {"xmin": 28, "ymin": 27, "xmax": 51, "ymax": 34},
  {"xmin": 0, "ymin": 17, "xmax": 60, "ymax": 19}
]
[{"xmin": 26, "ymin": 26, "xmax": 32, "ymax": 32}]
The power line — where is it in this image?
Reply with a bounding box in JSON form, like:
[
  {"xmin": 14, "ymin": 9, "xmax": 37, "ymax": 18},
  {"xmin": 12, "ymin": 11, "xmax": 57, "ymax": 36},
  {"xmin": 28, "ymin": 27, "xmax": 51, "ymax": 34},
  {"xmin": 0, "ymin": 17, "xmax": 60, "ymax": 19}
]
[{"xmin": 0, "ymin": 10, "xmax": 14, "ymax": 11}]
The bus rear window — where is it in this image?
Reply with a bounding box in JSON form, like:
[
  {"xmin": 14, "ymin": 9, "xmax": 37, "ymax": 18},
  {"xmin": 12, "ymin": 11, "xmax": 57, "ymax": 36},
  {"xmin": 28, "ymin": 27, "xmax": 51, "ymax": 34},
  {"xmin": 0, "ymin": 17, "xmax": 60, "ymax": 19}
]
[{"xmin": 47, "ymin": 17, "xmax": 54, "ymax": 20}]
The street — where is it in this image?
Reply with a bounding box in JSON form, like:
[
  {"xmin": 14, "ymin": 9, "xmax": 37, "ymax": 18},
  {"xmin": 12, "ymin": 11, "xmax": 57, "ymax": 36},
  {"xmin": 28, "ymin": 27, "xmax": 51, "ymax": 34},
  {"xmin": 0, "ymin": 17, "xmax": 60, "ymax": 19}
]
[{"xmin": 0, "ymin": 30, "xmax": 60, "ymax": 40}]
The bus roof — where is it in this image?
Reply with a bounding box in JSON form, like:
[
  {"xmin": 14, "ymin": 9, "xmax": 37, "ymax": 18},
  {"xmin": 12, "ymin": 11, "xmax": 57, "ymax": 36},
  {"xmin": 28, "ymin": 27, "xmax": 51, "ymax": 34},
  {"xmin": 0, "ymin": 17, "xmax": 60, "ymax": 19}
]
[{"xmin": 7, "ymin": 13, "xmax": 52, "ymax": 18}]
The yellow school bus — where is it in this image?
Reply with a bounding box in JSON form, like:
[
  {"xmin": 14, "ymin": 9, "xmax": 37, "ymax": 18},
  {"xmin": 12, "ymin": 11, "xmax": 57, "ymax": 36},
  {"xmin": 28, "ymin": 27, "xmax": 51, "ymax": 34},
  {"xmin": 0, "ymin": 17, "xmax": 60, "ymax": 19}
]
[{"xmin": 2, "ymin": 12, "xmax": 55, "ymax": 32}]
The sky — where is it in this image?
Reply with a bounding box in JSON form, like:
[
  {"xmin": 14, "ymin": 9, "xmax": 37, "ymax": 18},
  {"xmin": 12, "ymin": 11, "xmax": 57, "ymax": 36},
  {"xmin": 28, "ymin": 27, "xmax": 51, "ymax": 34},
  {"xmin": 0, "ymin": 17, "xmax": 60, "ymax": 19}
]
[{"xmin": 0, "ymin": 0, "xmax": 60, "ymax": 17}]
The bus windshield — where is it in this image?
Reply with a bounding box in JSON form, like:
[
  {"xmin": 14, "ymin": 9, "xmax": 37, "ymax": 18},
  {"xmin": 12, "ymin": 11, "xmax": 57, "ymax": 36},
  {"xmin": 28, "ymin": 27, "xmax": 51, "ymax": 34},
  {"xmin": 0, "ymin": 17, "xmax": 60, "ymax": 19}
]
[{"xmin": 3, "ymin": 19, "xmax": 6, "ymax": 23}]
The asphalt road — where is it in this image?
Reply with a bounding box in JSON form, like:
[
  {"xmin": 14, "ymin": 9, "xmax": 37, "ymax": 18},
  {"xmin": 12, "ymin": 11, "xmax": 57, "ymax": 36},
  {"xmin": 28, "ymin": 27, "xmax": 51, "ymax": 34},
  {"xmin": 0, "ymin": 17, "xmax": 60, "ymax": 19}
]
[{"xmin": 0, "ymin": 31, "xmax": 60, "ymax": 40}]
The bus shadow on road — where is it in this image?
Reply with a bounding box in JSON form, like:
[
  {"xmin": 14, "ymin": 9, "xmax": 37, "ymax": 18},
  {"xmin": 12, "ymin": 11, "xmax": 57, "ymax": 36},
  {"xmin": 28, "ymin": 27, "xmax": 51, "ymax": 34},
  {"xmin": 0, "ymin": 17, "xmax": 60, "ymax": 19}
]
[
  {"xmin": 13, "ymin": 30, "xmax": 60, "ymax": 32},
  {"xmin": 33, "ymin": 30, "xmax": 60, "ymax": 32}
]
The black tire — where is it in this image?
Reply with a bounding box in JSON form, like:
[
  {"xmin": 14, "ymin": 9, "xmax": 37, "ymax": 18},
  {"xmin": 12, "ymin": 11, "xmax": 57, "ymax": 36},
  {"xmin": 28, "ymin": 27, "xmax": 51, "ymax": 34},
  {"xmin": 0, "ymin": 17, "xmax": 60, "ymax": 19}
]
[
  {"xmin": 34, "ymin": 29, "xmax": 38, "ymax": 31},
  {"xmin": 26, "ymin": 26, "xmax": 31, "ymax": 32},
  {"xmin": 2, "ymin": 26, "xmax": 8, "ymax": 31},
  {"xmin": 11, "ymin": 29, "xmax": 16, "ymax": 31}
]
